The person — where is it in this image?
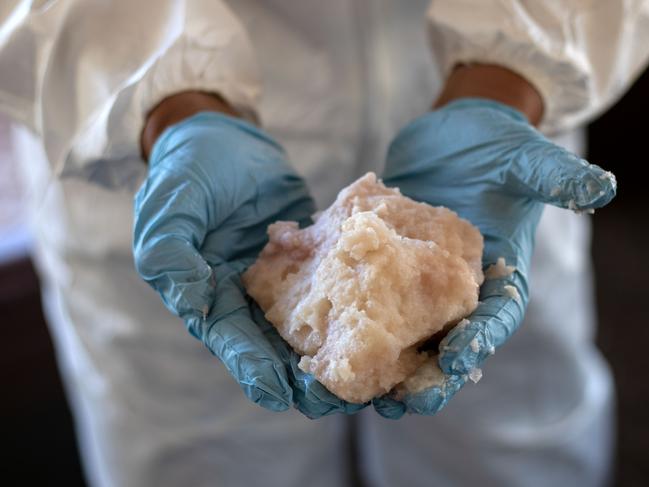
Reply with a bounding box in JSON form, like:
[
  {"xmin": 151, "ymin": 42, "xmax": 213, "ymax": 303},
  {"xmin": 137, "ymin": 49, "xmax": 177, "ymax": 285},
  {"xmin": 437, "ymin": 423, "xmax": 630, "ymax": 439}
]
[{"xmin": 2, "ymin": 1, "xmax": 648, "ymax": 486}]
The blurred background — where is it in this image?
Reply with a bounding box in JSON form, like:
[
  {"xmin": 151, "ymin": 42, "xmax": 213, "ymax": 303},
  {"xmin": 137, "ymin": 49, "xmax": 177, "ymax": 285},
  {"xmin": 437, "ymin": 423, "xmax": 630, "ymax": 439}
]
[{"xmin": 1, "ymin": 69, "xmax": 647, "ymax": 486}]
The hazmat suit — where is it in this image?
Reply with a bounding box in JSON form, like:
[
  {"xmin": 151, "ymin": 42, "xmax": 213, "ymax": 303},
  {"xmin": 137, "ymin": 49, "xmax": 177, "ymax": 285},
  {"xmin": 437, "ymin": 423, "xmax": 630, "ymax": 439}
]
[{"xmin": 2, "ymin": 1, "xmax": 649, "ymax": 486}]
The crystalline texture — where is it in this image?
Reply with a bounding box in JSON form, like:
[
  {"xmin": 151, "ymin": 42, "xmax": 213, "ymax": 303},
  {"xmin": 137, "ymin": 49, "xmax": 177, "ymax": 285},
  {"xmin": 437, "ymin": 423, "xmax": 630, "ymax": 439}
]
[{"xmin": 242, "ymin": 173, "xmax": 484, "ymax": 403}]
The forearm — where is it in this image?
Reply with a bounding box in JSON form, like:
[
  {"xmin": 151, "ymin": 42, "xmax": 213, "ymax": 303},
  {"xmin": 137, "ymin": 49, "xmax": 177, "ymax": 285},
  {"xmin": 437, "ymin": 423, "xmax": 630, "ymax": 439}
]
[
  {"xmin": 141, "ymin": 91, "xmax": 240, "ymax": 160},
  {"xmin": 434, "ymin": 64, "xmax": 543, "ymax": 126}
]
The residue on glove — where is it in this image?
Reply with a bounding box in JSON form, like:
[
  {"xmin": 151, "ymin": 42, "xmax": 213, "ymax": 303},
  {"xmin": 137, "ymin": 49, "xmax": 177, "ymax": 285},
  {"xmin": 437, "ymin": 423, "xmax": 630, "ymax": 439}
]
[
  {"xmin": 468, "ymin": 367, "xmax": 483, "ymax": 383},
  {"xmin": 485, "ymin": 257, "xmax": 516, "ymax": 280},
  {"xmin": 504, "ymin": 284, "xmax": 521, "ymax": 302},
  {"xmin": 396, "ymin": 355, "xmax": 446, "ymax": 396}
]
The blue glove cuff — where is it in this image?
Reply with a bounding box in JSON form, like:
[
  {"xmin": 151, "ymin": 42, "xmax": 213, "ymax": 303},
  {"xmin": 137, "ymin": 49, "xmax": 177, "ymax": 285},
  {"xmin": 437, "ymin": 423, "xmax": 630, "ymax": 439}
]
[
  {"xmin": 440, "ymin": 97, "xmax": 529, "ymax": 124},
  {"xmin": 149, "ymin": 111, "xmax": 283, "ymax": 168}
]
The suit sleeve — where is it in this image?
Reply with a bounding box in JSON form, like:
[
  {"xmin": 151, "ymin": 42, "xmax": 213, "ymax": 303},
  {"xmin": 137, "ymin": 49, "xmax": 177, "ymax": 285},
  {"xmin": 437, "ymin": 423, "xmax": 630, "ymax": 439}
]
[
  {"xmin": 427, "ymin": 0, "xmax": 649, "ymax": 133},
  {"xmin": 0, "ymin": 0, "xmax": 261, "ymax": 187}
]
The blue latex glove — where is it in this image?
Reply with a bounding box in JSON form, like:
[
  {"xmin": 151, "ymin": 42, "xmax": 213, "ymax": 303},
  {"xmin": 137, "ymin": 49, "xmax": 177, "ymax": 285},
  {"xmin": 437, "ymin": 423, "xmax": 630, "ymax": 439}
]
[
  {"xmin": 133, "ymin": 112, "xmax": 365, "ymax": 418},
  {"xmin": 372, "ymin": 99, "xmax": 616, "ymax": 419}
]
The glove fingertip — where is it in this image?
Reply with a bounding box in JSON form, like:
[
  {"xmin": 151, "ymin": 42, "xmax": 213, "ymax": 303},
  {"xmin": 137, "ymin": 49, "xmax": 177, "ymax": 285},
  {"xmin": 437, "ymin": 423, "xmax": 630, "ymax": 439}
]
[
  {"xmin": 372, "ymin": 397, "xmax": 406, "ymax": 419},
  {"xmin": 513, "ymin": 144, "xmax": 617, "ymax": 211},
  {"xmin": 575, "ymin": 167, "xmax": 617, "ymax": 207},
  {"xmin": 403, "ymin": 390, "xmax": 446, "ymax": 416},
  {"xmin": 404, "ymin": 373, "xmax": 468, "ymax": 415},
  {"xmin": 438, "ymin": 321, "xmax": 485, "ymax": 375},
  {"xmin": 442, "ymin": 278, "xmax": 526, "ymax": 376},
  {"xmin": 242, "ymin": 369, "xmax": 293, "ymax": 412},
  {"xmin": 549, "ymin": 165, "xmax": 617, "ymax": 211},
  {"xmin": 200, "ymin": 318, "xmax": 294, "ymax": 412},
  {"xmin": 250, "ymin": 386, "xmax": 292, "ymax": 412},
  {"xmin": 346, "ymin": 402, "xmax": 369, "ymax": 415},
  {"xmin": 291, "ymin": 365, "xmax": 369, "ymax": 418},
  {"xmin": 439, "ymin": 350, "xmax": 475, "ymax": 376},
  {"xmin": 257, "ymin": 371, "xmax": 294, "ymax": 409}
]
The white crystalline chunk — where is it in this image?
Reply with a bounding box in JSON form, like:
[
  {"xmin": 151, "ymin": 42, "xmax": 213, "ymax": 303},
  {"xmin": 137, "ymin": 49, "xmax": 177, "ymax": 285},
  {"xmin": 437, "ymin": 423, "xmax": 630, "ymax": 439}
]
[
  {"xmin": 330, "ymin": 358, "xmax": 355, "ymax": 382},
  {"xmin": 298, "ymin": 355, "xmax": 312, "ymax": 372},
  {"xmin": 470, "ymin": 338, "xmax": 480, "ymax": 353},
  {"xmin": 243, "ymin": 173, "xmax": 484, "ymax": 403},
  {"xmin": 398, "ymin": 355, "xmax": 445, "ymax": 395},
  {"xmin": 456, "ymin": 318, "xmax": 470, "ymax": 330},
  {"xmin": 504, "ymin": 285, "xmax": 521, "ymax": 302},
  {"xmin": 485, "ymin": 257, "xmax": 516, "ymax": 280},
  {"xmin": 468, "ymin": 368, "xmax": 483, "ymax": 383}
]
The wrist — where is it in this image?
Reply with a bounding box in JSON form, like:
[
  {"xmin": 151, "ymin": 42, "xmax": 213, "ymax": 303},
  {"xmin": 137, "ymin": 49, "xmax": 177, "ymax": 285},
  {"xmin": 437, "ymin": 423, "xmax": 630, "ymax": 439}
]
[
  {"xmin": 140, "ymin": 91, "xmax": 240, "ymax": 161},
  {"xmin": 433, "ymin": 64, "xmax": 544, "ymax": 126}
]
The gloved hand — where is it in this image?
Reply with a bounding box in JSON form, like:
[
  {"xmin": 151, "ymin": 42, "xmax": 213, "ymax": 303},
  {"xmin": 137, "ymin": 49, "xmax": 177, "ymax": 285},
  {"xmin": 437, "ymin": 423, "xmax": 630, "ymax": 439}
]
[
  {"xmin": 133, "ymin": 112, "xmax": 365, "ymax": 418},
  {"xmin": 372, "ymin": 98, "xmax": 616, "ymax": 419}
]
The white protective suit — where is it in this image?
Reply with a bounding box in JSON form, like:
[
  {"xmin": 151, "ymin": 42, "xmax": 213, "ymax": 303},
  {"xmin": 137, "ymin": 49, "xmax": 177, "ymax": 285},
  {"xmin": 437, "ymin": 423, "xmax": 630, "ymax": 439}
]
[{"xmin": 2, "ymin": 1, "xmax": 649, "ymax": 486}]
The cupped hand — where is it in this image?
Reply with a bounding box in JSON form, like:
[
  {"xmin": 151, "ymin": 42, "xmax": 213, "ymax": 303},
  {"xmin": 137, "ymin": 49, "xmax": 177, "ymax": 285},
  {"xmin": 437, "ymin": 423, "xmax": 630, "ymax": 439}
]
[
  {"xmin": 134, "ymin": 112, "xmax": 365, "ymax": 417},
  {"xmin": 373, "ymin": 98, "xmax": 616, "ymax": 418}
]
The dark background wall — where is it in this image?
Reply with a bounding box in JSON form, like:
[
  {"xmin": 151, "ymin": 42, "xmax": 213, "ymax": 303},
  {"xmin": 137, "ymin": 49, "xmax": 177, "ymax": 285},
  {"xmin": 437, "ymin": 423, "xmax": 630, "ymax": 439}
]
[
  {"xmin": 589, "ymin": 68, "xmax": 649, "ymax": 486},
  {"xmin": 1, "ymin": 69, "xmax": 647, "ymax": 486},
  {"xmin": 0, "ymin": 258, "xmax": 86, "ymax": 484}
]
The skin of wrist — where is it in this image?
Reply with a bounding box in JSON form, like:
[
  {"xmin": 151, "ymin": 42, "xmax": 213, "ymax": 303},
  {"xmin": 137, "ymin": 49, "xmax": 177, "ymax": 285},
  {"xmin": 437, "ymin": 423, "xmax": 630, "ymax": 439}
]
[
  {"xmin": 140, "ymin": 91, "xmax": 240, "ymax": 161},
  {"xmin": 433, "ymin": 64, "xmax": 544, "ymax": 126}
]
